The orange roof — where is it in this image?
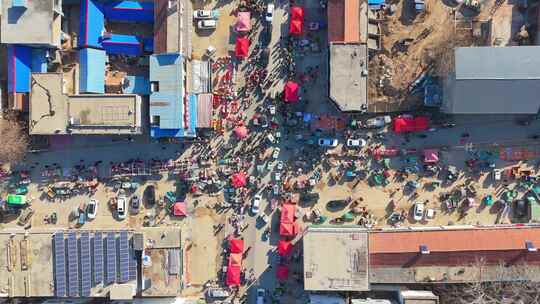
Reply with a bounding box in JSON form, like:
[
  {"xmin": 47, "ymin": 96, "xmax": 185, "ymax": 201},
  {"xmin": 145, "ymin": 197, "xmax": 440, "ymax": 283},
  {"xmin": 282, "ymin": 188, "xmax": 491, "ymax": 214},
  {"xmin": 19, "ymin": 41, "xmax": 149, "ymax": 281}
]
[
  {"xmin": 327, "ymin": 0, "xmax": 360, "ymax": 43},
  {"xmin": 369, "ymin": 227, "xmax": 540, "ymax": 253}
]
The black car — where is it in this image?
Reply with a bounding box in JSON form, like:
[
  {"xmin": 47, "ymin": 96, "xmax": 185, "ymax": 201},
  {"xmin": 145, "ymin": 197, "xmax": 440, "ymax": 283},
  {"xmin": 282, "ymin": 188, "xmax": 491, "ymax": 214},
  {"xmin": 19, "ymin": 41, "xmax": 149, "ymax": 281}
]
[
  {"xmin": 514, "ymin": 199, "xmax": 528, "ymax": 219},
  {"xmin": 300, "ymin": 192, "xmax": 320, "ymax": 204},
  {"xmin": 143, "ymin": 185, "xmax": 156, "ymax": 206},
  {"xmin": 326, "ymin": 199, "xmax": 350, "ymax": 211}
]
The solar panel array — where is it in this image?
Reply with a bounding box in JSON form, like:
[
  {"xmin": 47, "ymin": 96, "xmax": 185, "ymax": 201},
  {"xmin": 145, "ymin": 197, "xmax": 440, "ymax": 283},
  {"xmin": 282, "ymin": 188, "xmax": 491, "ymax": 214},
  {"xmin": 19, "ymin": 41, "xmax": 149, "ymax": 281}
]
[
  {"xmin": 53, "ymin": 231, "xmax": 138, "ymax": 297},
  {"xmin": 53, "ymin": 232, "xmax": 66, "ymax": 297},
  {"xmin": 93, "ymin": 232, "xmax": 103, "ymax": 284},
  {"xmin": 67, "ymin": 232, "xmax": 79, "ymax": 297},
  {"xmin": 106, "ymin": 232, "xmax": 117, "ymax": 284},
  {"xmin": 119, "ymin": 231, "xmax": 130, "ymax": 283},
  {"xmin": 80, "ymin": 232, "xmax": 91, "ymax": 297}
]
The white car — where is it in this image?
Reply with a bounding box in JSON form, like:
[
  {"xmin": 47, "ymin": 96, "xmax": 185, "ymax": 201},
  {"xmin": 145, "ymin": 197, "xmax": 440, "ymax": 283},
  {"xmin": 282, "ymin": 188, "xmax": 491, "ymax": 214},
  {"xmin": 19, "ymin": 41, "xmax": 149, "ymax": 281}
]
[
  {"xmin": 257, "ymin": 288, "xmax": 265, "ymax": 304},
  {"xmin": 413, "ymin": 202, "xmax": 425, "ymax": 221},
  {"xmin": 272, "ymin": 147, "xmax": 280, "ymax": 159},
  {"xmin": 276, "ymin": 161, "xmax": 284, "ymax": 171},
  {"xmin": 274, "ymin": 172, "xmax": 281, "ymax": 181},
  {"xmin": 265, "ymin": 4, "xmax": 274, "ymax": 22},
  {"xmin": 117, "ymin": 196, "xmax": 127, "ymax": 220},
  {"xmin": 252, "ymin": 195, "xmax": 262, "ymax": 214},
  {"xmin": 493, "ymin": 169, "xmax": 502, "ymax": 181},
  {"xmin": 318, "ymin": 138, "xmax": 338, "ymax": 147},
  {"xmin": 86, "ymin": 199, "xmax": 98, "ymax": 219},
  {"xmin": 197, "ymin": 19, "xmax": 217, "ymax": 29},
  {"xmin": 193, "ymin": 10, "xmax": 213, "ymax": 19},
  {"xmin": 346, "ymin": 138, "xmax": 367, "ymax": 147}
]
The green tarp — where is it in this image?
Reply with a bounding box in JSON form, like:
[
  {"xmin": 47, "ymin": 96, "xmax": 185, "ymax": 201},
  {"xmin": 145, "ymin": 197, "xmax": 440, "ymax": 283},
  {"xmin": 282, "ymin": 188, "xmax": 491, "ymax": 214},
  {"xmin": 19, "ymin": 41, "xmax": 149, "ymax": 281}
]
[{"xmin": 7, "ymin": 194, "xmax": 26, "ymax": 205}]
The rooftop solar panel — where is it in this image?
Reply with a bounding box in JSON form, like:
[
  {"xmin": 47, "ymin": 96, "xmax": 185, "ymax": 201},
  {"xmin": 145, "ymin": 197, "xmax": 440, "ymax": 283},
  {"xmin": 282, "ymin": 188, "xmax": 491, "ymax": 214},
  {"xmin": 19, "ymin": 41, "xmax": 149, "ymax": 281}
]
[
  {"xmin": 53, "ymin": 232, "xmax": 66, "ymax": 297},
  {"xmin": 93, "ymin": 232, "xmax": 103, "ymax": 284},
  {"xmin": 67, "ymin": 232, "xmax": 79, "ymax": 297},
  {"xmin": 129, "ymin": 248, "xmax": 138, "ymax": 282},
  {"xmin": 106, "ymin": 232, "xmax": 117, "ymax": 284},
  {"xmin": 80, "ymin": 232, "xmax": 91, "ymax": 297},
  {"xmin": 119, "ymin": 231, "xmax": 130, "ymax": 282}
]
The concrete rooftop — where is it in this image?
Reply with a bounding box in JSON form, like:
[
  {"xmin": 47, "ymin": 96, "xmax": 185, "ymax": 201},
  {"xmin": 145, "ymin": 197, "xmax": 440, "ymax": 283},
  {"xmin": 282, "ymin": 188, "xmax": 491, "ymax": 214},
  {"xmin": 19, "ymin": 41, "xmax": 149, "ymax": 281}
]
[
  {"xmin": 329, "ymin": 44, "xmax": 368, "ymax": 112},
  {"xmin": 303, "ymin": 227, "xmax": 369, "ymax": 291}
]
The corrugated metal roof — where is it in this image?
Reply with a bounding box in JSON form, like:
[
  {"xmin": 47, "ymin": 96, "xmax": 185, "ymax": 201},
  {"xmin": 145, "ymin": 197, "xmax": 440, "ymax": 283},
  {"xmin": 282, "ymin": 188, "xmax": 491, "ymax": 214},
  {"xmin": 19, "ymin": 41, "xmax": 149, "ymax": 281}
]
[
  {"xmin": 455, "ymin": 46, "xmax": 540, "ymax": 80},
  {"xmin": 149, "ymin": 53, "xmax": 184, "ymax": 134},
  {"xmin": 102, "ymin": 34, "xmax": 145, "ymax": 56},
  {"xmin": 196, "ymin": 94, "xmax": 213, "ymax": 128},
  {"xmin": 103, "ymin": 1, "xmax": 154, "ymax": 23},
  {"xmin": 124, "ymin": 75, "xmax": 150, "ymax": 95},
  {"xmin": 79, "ymin": 0, "xmax": 105, "ymax": 48},
  {"xmin": 79, "ymin": 48, "xmax": 106, "ymax": 94},
  {"xmin": 327, "ymin": 0, "xmax": 360, "ymax": 43},
  {"xmin": 369, "ymin": 227, "xmax": 540, "ymax": 253},
  {"xmin": 8, "ymin": 45, "xmax": 32, "ymax": 93}
]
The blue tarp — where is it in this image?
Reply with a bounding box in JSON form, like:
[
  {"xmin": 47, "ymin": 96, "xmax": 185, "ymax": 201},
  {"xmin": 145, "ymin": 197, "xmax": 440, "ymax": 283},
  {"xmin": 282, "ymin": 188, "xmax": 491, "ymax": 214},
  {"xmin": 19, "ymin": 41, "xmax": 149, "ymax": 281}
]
[
  {"xmin": 102, "ymin": 34, "xmax": 150, "ymax": 56},
  {"xmin": 187, "ymin": 94, "xmax": 198, "ymax": 137},
  {"xmin": 124, "ymin": 75, "xmax": 150, "ymax": 94},
  {"xmin": 7, "ymin": 45, "xmax": 32, "ymax": 93},
  {"xmin": 79, "ymin": 0, "xmax": 105, "ymax": 48},
  {"xmin": 31, "ymin": 49, "xmax": 48, "ymax": 73},
  {"xmin": 103, "ymin": 1, "xmax": 154, "ymax": 23},
  {"xmin": 368, "ymin": 0, "xmax": 385, "ymax": 9},
  {"xmin": 79, "ymin": 48, "xmax": 106, "ymax": 93}
]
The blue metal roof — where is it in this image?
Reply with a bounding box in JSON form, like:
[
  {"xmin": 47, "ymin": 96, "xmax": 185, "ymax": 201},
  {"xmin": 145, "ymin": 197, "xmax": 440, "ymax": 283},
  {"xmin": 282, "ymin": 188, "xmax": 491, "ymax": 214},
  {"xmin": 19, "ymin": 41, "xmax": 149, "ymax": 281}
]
[
  {"xmin": 150, "ymin": 53, "xmax": 193, "ymax": 138},
  {"xmin": 7, "ymin": 45, "xmax": 31, "ymax": 93},
  {"xmin": 31, "ymin": 49, "xmax": 47, "ymax": 73},
  {"xmin": 102, "ymin": 34, "xmax": 147, "ymax": 56},
  {"xmin": 79, "ymin": 0, "xmax": 105, "ymax": 48},
  {"xmin": 124, "ymin": 75, "xmax": 150, "ymax": 95},
  {"xmin": 79, "ymin": 48, "xmax": 106, "ymax": 93},
  {"xmin": 103, "ymin": 1, "xmax": 154, "ymax": 23}
]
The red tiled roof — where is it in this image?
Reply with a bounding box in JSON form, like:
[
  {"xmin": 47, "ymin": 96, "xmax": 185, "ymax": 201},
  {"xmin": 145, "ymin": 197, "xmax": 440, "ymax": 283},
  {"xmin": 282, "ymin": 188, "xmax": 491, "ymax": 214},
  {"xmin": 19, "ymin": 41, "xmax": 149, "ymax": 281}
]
[
  {"xmin": 327, "ymin": 0, "xmax": 360, "ymax": 43},
  {"xmin": 369, "ymin": 227, "xmax": 540, "ymax": 253}
]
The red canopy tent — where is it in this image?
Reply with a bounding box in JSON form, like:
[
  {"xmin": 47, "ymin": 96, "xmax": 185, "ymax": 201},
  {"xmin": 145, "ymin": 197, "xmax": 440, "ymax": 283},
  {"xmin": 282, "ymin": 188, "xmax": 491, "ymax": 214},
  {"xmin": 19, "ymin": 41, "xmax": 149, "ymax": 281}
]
[
  {"xmin": 228, "ymin": 253, "xmax": 243, "ymax": 267},
  {"xmin": 235, "ymin": 12, "xmax": 251, "ymax": 32},
  {"xmin": 234, "ymin": 125, "xmax": 248, "ymax": 139},
  {"xmin": 276, "ymin": 264, "xmax": 289, "ymax": 281},
  {"xmin": 226, "ymin": 266, "xmax": 241, "ymax": 286},
  {"xmin": 279, "ymin": 222, "xmax": 298, "ymax": 237},
  {"xmin": 291, "ymin": 6, "xmax": 304, "ymax": 20},
  {"xmin": 235, "ymin": 36, "xmax": 249, "ymax": 58},
  {"xmin": 229, "ymin": 238, "xmax": 244, "ymax": 253},
  {"xmin": 172, "ymin": 202, "xmax": 187, "ymax": 216},
  {"xmin": 280, "ymin": 204, "xmax": 296, "ymax": 224},
  {"xmin": 284, "ymin": 81, "xmax": 299, "ymax": 103},
  {"xmin": 289, "ymin": 19, "xmax": 303, "ymax": 35},
  {"xmin": 393, "ymin": 116, "xmax": 429, "ymax": 133},
  {"xmin": 423, "ymin": 149, "xmax": 439, "ymax": 163},
  {"xmin": 277, "ymin": 240, "xmax": 293, "ymax": 256},
  {"xmin": 231, "ymin": 172, "xmax": 247, "ymax": 188}
]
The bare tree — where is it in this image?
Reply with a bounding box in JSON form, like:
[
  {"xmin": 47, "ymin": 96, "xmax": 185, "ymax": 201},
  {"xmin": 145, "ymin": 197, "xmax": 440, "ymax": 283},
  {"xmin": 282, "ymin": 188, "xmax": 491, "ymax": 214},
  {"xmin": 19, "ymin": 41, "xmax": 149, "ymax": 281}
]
[
  {"xmin": 0, "ymin": 117, "xmax": 28, "ymax": 164},
  {"xmin": 436, "ymin": 258, "xmax": 540, "ymax": 304}
]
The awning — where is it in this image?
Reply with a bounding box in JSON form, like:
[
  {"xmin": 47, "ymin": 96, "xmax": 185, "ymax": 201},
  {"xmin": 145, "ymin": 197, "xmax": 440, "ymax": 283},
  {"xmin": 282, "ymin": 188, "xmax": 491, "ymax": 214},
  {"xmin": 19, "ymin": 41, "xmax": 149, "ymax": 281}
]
[
  {"xmin": 280, "ymin": 203, "xmax": 296, "ymax": 224},
  {"xmin": 284, "ymin": 81, "xmax": 299, "ymax": 103},
  {"xmin": 279, "ymin": 222, "xmax": 298, "ymax": 237},
  {"xmin": 234, "ymin": 125, "xmax": 249, "ymax": 139},
  {"xmin": 231, "ymin": 172, "xmax": 247, "ymax": 188},
  {"xmin": 289, "ymin": 19, "xmax": 303, "ymax": 35},
  {"xmin": 392, "ymin": 116, "xmax": 429, "ymax": 133},
  {"xmin": 172, "ymin": 202, "xmax": 187, "ymax": 216},
  {"xmin": 229, "ymin": 238, "xmax": 244, "ymax": 253},
  {"xmin": 276, "ymin": 264, "xmax": 289, "ymax": 281},
  {"xmin": 197, "ymin": 93, "xmax": 213, "ymax": 128},
  {"xmin": 235, "ymin": 12, "xmax": 251, "ymax": 32},
  {"xmin": 277, "ymin": 240, "xmax": 293, "ymax": 256},
  {"xmin": 226, "ymin": 265, "xmax": 241, "ymax": 286},
  {"xmin": 423, "ymin": 149, "xmax": 439, "ymax": 163},
  {"xmin": 235, "ymin": 36, "xmax": 249, "ymax": 58},
  {"xmin": 228, "ymin": 253, "xmax": 243, "ymax": 267}
]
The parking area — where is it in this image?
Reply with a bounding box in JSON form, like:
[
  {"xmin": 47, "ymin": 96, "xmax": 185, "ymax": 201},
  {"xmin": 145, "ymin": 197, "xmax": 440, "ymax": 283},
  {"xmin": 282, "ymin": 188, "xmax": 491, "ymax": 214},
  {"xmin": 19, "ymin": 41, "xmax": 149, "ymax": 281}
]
[{"xmin": 191, "ymin": 1, "xmax": 237, "ymax": 59}]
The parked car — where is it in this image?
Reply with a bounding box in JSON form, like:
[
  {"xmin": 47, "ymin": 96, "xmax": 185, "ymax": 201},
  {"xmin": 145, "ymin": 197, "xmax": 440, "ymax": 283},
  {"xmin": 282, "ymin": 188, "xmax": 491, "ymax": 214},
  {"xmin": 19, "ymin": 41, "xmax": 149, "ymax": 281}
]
[
  {"xmin": 117, "ymin": 196, "xmax": 127, "ymax": 220},
  {"xmin": 365, "ymin": 115, "xmax": 391, "ymax": 128},
  {"xmin": 514, "ymin": 199, "xmax": 528, "ymax": 219},
  {"xmin": 326, "ymin": 199, "xmax": 349, "ymax": 211},
  {"xmin": 265, "ymin": 4, "xmax": 274, "ymax": 22},
  {"xmin": 252, "ymin": 195, "xmax": 262, "ymax": 214},
  {"xmin": 346, "ymin": 138, "xmax": 367, "ymax": 147},
  {"xmin": 197, "ymin": 20, "xmax": 217, "ymax": 30},
  {"xmin": 272, "ymin": 147, "xmax": 281, "ymax": 159},
  {"xmin": 193, "ymin": 10, "xmax": 213, "ymax": 19},
  {"xmin": 413, "ymin": 202, "xmax": 425, "ymax": 221},
  {"xmin": 300, "ymin": 192, "xmax": 320, "ymax": 204},
  {"xmin": 318, "ymin": 138, "xmax": 338, "ymax": 147},
  {"xmin": 131, "ymin": 195, "xmax": 140, "ymax": 214},
  {"xmin": 206, "ymin": 288, "xmax": 230, "ymax": 299},
  {"xmin": 143, "ymin": 185, "xmax": 156, "ymax": 206},
  {"xmin": 257, "ymin": 288, "xmax": 266, "ymax": 304},
  {"xmin": 86, "ymin": 199, "xmax": 98, "ymax": 219},
  {"xmin": 493, "ymin": 169, "xmax": 502, "ymax": 181}
]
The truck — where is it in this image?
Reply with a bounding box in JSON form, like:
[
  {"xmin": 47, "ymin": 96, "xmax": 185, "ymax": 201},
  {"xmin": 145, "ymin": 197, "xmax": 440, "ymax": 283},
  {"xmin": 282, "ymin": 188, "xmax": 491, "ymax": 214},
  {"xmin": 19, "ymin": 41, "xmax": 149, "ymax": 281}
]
[{"xmin": 364, "ymin": 115, "xmax": 391, "ymax": 128}]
